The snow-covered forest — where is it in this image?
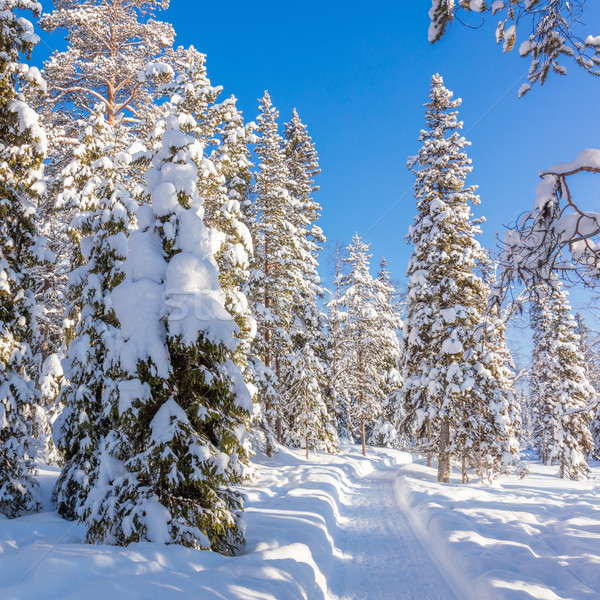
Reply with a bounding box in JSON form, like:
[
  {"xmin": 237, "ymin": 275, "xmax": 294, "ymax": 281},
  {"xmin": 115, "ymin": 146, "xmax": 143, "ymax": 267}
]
[{"xmin": 2, "ymin": 1, "xmax": 600, "ymax": 599}]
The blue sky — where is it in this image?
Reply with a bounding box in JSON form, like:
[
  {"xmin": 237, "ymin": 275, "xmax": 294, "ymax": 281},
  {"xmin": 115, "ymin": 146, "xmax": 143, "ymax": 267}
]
[
  {"xmin": 157, "ymin": 2, "xmax": 600, "ymax": 286},
  {"xmin": 32, "ymin": 1, "xmax": 600, "ymax": 344}
]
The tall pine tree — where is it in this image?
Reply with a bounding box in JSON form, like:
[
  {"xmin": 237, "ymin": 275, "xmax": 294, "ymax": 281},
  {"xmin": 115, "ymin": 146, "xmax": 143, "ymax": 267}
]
[
  {"xmin": 0, "ymin": 0, "xmax": 46, "ymax": 518},
  {"xmin": 247, "ymin": 92, "xmax": 295, "ymax": 443},
  {"xmin": 336, "ymin": 235, "xmax": 385, "ymax": 456},
  {"xmin": 574, "ymin": 312, "xmax": 600, "ymax": 458},
  {"xmin": 399, "ymin": 74, "xmax": 515, "ymax": 483},
  {"xmin": 369, "ymin": 258, "xmax": 403, "ymax": 447}
]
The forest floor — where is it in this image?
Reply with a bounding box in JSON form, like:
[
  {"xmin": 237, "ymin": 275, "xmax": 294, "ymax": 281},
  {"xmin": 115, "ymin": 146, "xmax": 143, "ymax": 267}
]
[{"xmin": 1, "ymin": 445, "xmax": 599, "ymax": 599}]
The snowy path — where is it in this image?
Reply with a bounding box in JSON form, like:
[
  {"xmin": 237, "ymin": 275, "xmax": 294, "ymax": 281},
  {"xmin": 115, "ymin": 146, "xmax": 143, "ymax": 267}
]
[
  {"xmin": 8, "ymin": 447, "xmax": 597, "ymax": 599},
  {"xmin": 329, "ymin": 467, "xmax": 458, "ymax": 600}
]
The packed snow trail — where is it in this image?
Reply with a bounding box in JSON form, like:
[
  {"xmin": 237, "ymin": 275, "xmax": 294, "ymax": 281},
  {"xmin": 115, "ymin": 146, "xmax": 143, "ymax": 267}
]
[
  {"xmin": 327, "ymin": 465, "xmax": 458, "ymax": 600},
  {"xmin": 0, "ymin": 446, "xmax": 462, "ymax": 599}
]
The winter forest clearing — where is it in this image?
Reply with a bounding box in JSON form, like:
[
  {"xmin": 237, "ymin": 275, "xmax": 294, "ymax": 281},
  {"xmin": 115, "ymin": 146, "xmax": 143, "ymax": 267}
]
[{"xmin": 3, "ymin": 0, "xmax": 600, "ymax": 599}]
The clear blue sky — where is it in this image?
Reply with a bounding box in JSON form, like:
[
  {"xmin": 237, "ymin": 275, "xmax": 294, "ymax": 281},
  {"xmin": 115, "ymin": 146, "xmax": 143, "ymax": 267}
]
[{"xmin": 32, "ymin": 1, "xmax": 600, "ymax": 341}]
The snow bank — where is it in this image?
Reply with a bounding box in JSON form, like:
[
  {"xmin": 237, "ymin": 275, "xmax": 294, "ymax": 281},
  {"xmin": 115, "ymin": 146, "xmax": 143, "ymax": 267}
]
[{"xmin": 395, "ymin": 461, "xmax": 600, "ymax": 600}]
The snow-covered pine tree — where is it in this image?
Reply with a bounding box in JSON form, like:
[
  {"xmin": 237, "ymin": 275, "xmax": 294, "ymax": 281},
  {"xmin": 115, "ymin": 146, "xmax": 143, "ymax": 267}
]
[
  {"xmin": 33, "ymin": 0, "xmax": 175, "ymax": 386},
  {"xmin": 428, "ymin": 1, "xmax": 600, "ymax": 96},
  {"xmin": 465, "ymin": 302, "xmax": 520, "ymax": 481},
  {"xmin": 280, "ymin": 108, "xmax": 336, "ymax": 450},
  {"xmin": 573, "ymin": 312, "xmax": 600, "ymax": 458},
  {"xmin": 156, "ymin": 48, "xmax": 256, "ymax": 371},
  {"xmin": 284, "ymin": 342, "xmax": 335, "ymax": 458},
  {"xmin": 325, "ymin": 244, "xmax": 353, "ymax": 441},
  {"xmin": 247, "ymin": 92, "xmax": 296, "ymax": 443},
  {"xmin": 549, "ymin": 291, "xmax": 595, "ymax": 480},
  {"xmin": 399, "ymin": 74, "xmax": 514, "ymax": 483},
  {"xmin": 282, "ymin": 108, "xmax": 325, "ymax": 355},
  {"xmin": 369, "ymin": 258, "xmax": 403, "ymax": 447},
  {"xmin": 530, "ymin": 284, "xmax": 594, "ymax": 479},
  {"xmin": 207, "ymin": 96, "xmax": 256, "ymax": 369},
  {"xmin": 336, "ymin": 235, "xmax": 385, "ymax": 456},
  {"xmin": 0, "ymin": 0, "xmax": 46, "ymax": 518},
  {"xmin": 52, "ymin": 113, "xmax": 136, "ymax": 519},
  {"xmin": 84, "ymin": 70, "xmax": 251, "ymax": 553},
  {"xmin": 530, "ymin": 294, "xmax": 554, "ymax": 463},
  {"xmin": 40, "ymin": 0, "xmax": 174, "ymax": 135}
]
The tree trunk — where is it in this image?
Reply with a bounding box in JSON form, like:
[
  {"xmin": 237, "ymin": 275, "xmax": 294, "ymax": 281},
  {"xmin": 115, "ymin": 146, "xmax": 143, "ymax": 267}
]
[
  {"xmin": 305, "ymin": 388, "xmax": 309, "ymax": 460},
  {"xmin": 541, "ymin": 443, "xmax": 547, "ymax": 465},
  {"xmin": 361, "ymin": 416, "xmax": 366, "ymax": 457},
  {"xmin": 461, "ymin": 456, "xmax": 468, "ymax": 484},
  {"xmin": 437, "ymin": 418, "xmax": 451, "ymax": 483},
  {"xmin": 275, "ymin": 354, "xmax": 282, "ymax": 443},
  {"xmin": 426, "ymin": 421, "xmax": 433, "ymax": 468}
]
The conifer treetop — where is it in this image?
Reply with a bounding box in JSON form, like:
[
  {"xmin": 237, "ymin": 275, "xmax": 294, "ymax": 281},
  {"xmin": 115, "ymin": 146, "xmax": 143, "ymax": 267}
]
[{"xmin": 41, "ymin": 0, "xmax": 174, "ymax": 128}]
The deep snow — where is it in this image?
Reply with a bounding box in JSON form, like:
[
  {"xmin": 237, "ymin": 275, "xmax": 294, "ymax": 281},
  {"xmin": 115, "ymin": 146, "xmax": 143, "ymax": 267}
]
[
  {"xmin": 397, "ymin": 458, "xmax": 600, "ymax": 600},
  {"xmin": 1, "ymin": 447, "xmax": 599, "ymax": 599}
]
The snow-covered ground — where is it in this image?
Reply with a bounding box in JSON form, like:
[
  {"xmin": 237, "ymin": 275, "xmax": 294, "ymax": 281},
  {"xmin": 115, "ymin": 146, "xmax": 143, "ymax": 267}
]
[
  {"xmin": 397, "ymin": 458, "xmax": 600, "ymax": 600},
  {"xmin": 1, "ymin": 447, "xmax": 599, "ymax": 599}
]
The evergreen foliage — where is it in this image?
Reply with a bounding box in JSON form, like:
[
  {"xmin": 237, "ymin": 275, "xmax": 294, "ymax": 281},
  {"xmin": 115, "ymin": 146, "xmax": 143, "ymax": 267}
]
[
  {"xmin": 246, "ymin": 92, "xmax": 295, "ymax": 443},
  {"xmin": 530, "ymin": 285, "xmax": 594, "ymax": 479},
  {"xmin": 428, "ymin": 1, "xmax": 598, "ymax": 96},
  {"xmin": 52, "ymin": 114, "xmax": 136, "ymax": 519},
  {"xmin": 34, "ymin": 0, "xmax": 175, "ymax": 388},
  {"xmin": 335, "ymin": 235, "xmax": 388, "ymax": 455},
  {"xmin": 369, "ymin": 258, "xmax": 403, "ymax": 448},
  {"xmin": 399, "ymin": 74, "xmax": 516, "ymax": 483},
  {"xmin": 0, "ymin": 0, "xmax": 46, "ymax": 519},
  {"xmin": 284, "ymin": 342, "xmax": 336, "ymax": 457},
  {"xmin": 574, "ymin": 313, "xmax": 600, "ymax": 458},
  {"xmin": 83, "ymin": 70, "xmax": 251, "ymax": 553}
]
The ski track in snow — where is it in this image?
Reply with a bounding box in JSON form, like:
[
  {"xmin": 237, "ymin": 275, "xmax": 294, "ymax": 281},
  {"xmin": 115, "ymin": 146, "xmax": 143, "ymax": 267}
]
[{"xmin": 329, "ymin": 468, "xmax": 458, "ymax": 600}]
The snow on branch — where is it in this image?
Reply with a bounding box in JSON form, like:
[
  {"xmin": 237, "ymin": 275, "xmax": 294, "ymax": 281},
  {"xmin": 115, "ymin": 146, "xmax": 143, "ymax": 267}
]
[
  {"xmin": 500, "ymin": 148, "xmax": 600, "ymax": 290},
  {"xmin": 563, "ymin": 395, "xmax": 600, "ymax": 415},
  {"xmin": 428, "ymin": 1, "xmax": 600, "ymax": 95}
]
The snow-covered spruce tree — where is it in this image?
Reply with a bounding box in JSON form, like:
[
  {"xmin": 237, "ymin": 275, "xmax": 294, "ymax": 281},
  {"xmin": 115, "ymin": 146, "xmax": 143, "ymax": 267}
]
[
  {"xmin": 369, "ymin": 258, "xmax": 403, "ymax": 448},
  {"xmin": 529, "ymin": 294, "xmax": 554, "ymax": 463},
  {"xmin": 52, "ymin": 114, "xmax": 136, "ymax": 519},
  {"xmin": 246, "ymin": 92, "xmax": 295, "ymax": 443},
  {"xmin": 207, "ymin": 97, "xmax": 256, "ymax": 370},
  {"xmin": 158, "ymin": 48, "xmax": 256, "ymax": 371},
  {"xmin": 399, "ymin": 74, "xmax": 514, "ymax": 483},
  {"xmin": 465, "ymin": 302, "xmax": 521, "ymax": 481},
  {"xmin": 282, "ymin": 108, "xmax": 326, "ymax": 356},
  {"xmin": 336, "ymin": 235, "xmax": 385, "ymax": 456},
  {"xmin": 548, "ymin": 291, "xmax": 595, "ymax": 480},
  {"xmin": 530, "ymin": 284, "xmax": 594, "ymax": 479},
  {"xmin": 573, "ymin": 312, "xmax": 600, "ymax": 458},
  {"xmin": 0, "ymin": 0, "xmax": 47, "ymax": 518},
  {"xmin": 83, "ymin": 77, "xmax": 251, "ymax": 553},
  {"xmin": 280, "ymin": 108, "xmax": 336, "ymax": 451},
  {"xmin": 33, "ymin": 0, "xmax": 175, "ymax": 382},
  {"xmin": 325, "ymin": 244, "xmax": 353, "ymax": 440},
  {"xmin": 284, "ymin": 342, "xmax": 335, "ymax": 458}
]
